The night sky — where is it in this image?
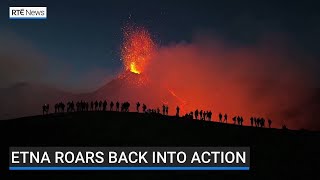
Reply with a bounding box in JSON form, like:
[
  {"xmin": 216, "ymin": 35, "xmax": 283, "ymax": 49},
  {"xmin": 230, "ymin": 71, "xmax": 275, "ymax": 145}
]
[{"xmin": 1, "ymin": 0, "xmax": 320, "ymax": 91}]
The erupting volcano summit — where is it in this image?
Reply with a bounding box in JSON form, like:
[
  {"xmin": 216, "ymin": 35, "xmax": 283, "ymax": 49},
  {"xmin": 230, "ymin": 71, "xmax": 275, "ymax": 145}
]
[{"xmin": 121, "ymin": 25, "xmax": 156, "ymax": 75}]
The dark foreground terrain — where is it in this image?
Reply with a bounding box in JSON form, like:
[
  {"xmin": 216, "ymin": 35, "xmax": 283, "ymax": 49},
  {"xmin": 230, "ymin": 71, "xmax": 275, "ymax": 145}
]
[{"xmin": 0, "ymin": 111, "xmax": 319, "ymax": 179}]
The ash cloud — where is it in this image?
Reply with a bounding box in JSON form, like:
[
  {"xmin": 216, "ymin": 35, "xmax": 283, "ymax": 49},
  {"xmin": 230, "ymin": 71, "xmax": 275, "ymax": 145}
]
[{"xmin": 145, "ymin": 33, "xmax": 319, "ymax": 130}]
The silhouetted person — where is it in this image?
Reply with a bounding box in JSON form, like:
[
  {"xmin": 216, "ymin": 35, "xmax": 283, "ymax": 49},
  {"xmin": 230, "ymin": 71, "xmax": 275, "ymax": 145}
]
[
  {"xmin": 207, "ymin": 111, "xmax": 212, "ymax": 121},
  {"xmin": 90, "ymin": 101, "xmax": 93, "ymax": 111},
  {"xmin": 126, "ymin": 102, "xmax": 130, "ymax": 112},
  {"xmin": 67, "ymin": 102, "xmax": 70, "ymax": 112},
  {"xmin": 224, "ymin": 114, "xmax": 228, "ymax": 123},
  {"xmin": 219, "ymin": 113, "xmax": 222, "ymax": 122},
  {"xmin": 68, "ymin": 102, "xmax": 72, "ymax": 112},
  {"xmin": 136, "ymin": 102, "xmax": 141, "ymax": 112},
  {"xmin": 43, "ymin": 104, "xmax": 49, "ymax": 115},
  {"xmin": 240, "ymin": 117, "xmax": 244, "ymax": 126},
  {"xmin": 143, "ymin": 104, "xmax": 147, "ymax": 113},
  {"xmin": 116, "ymin": 101, "xmax": 120, "ymax": 111},
  {"xmin": 232, "ymin": 116, "xmax": 236, "ymax": 124},
  {"xmin": 46, "ymin": 104, "xmax": 49, "ymax": 114},
  {"xmin": 55, "ymin": 103, "xmax": 58, "ymax": 113},
  {"xmin": 121, "ymin": 103, "xmax": 124, "ymax": 112},
  {"xmin": 121, "ymin": 102, "xmax": 130, "ymax": 112},
  {"xmin": 195, "ymin": 109, "xmax": 199, "ymax": 120},
  {"xmin": 70, "ymin": 101, "xmax": 74, "ymax": 112},
  {"xmin": 199, "ymin": 110, "xmax": 203, "ymax": 120},
  {"xmin": 98, "ymin": 101, "xmax": 102, "ymax": 111},
  {"xmin": 176, "ymin": 106, "xmax": 180, "ymax": 117},
  {"xmin": 110, "ymin": 101, "xmax": 114, "ymax": 111},
  {"xmin": 103, "ymin": 100, "xmax": 107, "ymax": 111},
  {"xmin": 250, "ymin": 117, "xmax": 254, "ymax": 126},
  {"xmin": 157, "ymin": 108, "xmax": 160, "ymax": 114},
  {"xmin": 261, "ymin": 118, "xmax": 265, "ymax": 127},
  {"xmin": 237, "ymin": 116, "xmax": 241, "ymax": 125},
  {"xmin": 60, "ymin": 102, "xmax": 65, "ymax": 112},
  {"xmin": 203, "ymin": 111, "xmax": 207, "ymax": 120},
  {"xmin": 76, "ymin": 101, "xmax": 79, "ymax": 112},
  {"xmin": 94, "ymin": 101, "xmax": 98, "ymax": 111},
  {"xmin": 190, "ymin": 111, "xmax": 194, "ymax": 119},
  {"xmin": 165, "ymin": 106, "xmax": 168, "ymax": 115},
  {"xmin": 268, "ymin": 119, "xmax": 272, "ymax": 128},
  {"xmin": 162, "ymin": 105, "xmax": 166, "ymax": 115}
]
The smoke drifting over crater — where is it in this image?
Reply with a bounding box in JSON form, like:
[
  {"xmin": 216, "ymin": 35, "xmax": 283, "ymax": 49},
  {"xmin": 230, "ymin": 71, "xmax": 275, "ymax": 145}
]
[{"xmin": 140, "ymin": 34, "xmax": 319, "ymax": 130}]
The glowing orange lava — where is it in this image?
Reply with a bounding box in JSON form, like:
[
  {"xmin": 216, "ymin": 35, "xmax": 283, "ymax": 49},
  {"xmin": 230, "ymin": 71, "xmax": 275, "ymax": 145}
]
[
  {"xmin": 121, "ymin": 25, "xmax": 156, "ymax": 74},
  {"xmin": 130, "ymin": 62, "xmax": 140, "ymax": 74}
]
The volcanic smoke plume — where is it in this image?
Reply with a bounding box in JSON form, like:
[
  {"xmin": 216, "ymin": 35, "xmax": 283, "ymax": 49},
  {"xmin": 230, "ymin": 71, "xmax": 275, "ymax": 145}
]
[{"xmin": 110, "ymin": 27, "xmax": 319, "ymax": 130}]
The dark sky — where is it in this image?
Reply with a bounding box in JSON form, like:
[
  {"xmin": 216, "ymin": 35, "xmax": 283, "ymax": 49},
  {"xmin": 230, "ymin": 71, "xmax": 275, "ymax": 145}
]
[{"xmin": 1, "ymin": 0, "xmax": 320, "ymax": 91}]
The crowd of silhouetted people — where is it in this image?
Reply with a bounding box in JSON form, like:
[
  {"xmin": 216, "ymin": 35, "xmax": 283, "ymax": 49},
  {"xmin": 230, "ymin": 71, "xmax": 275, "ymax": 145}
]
[
  {"xmin": 48, "ymin": 101, "xmax": 134, "ymax": 113},
  {"xmin": 43, "ymin": 101, "xmax": 278, "ymax": 129}
]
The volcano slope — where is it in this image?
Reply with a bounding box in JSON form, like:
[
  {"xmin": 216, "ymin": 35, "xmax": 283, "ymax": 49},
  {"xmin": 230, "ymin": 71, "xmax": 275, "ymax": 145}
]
[{"xmin": 1, "ymin": 111, "xmax": 319, "ymax": 179}]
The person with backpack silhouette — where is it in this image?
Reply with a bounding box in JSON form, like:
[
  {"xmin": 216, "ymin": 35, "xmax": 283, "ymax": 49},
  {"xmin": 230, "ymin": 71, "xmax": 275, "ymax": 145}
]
[
  {"xmin": 224, "ymin": 113, "xmax": 228, "ymax": 123},
  {"xmin": 232, "ymin": 116, "xmax": 236, "ymax": 124}
]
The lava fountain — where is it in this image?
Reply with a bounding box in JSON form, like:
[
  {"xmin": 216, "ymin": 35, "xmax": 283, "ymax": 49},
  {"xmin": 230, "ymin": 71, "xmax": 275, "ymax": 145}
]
[{"xmin": 121, "ymin": 25, "xmax": 156, "ymax": 75}]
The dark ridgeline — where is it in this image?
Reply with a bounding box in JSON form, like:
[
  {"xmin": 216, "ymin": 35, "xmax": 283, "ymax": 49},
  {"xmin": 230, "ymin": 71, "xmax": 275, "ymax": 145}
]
[
  {"xmin": 1, "ymin": 109, "xmax": 319, "ymax": 179},
  {"xmin": 45, "ymin": 101, "xmax": 275, "ymax": 130},
  {"xmin": 0, "ymin": 100, "xmax": 317, "ymax": 179}
]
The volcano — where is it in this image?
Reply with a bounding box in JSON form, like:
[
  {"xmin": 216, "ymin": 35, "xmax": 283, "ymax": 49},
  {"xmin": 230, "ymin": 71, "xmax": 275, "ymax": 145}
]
[
  {"xmin": 80, "ymin": 25, "xmax": 186, "ymax": 113},
  {"xmin": 88, "ymin": 71, "xmax": 184, "ymax": 114}
]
